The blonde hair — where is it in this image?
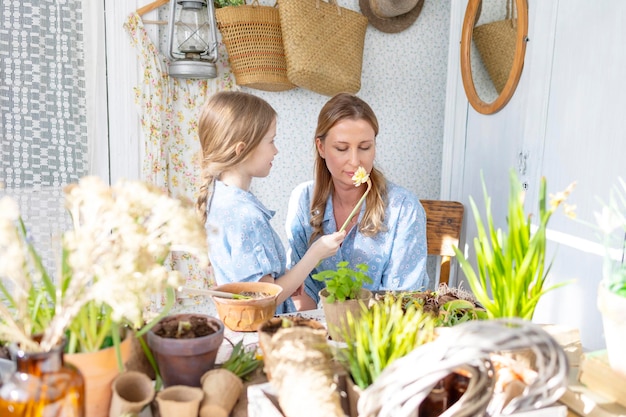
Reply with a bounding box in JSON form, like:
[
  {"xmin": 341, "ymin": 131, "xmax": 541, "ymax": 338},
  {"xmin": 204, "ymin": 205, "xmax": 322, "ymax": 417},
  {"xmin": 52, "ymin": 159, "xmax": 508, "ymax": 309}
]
[
  {"xmin": 196, "ymin": 91, "xmax": 277, "ymax": 223},
  {"xmin": 310, "ymin": 93, "xmax": 388, "ymax": 243}
]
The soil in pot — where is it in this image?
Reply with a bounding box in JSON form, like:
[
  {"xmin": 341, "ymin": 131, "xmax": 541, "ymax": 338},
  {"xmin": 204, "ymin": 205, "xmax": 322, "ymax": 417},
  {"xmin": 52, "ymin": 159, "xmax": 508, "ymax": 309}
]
[
  {"xmin": 239, "ymin": 291, "xmax": 272, "ymax": 298},
  {"xmin": 153, "ymin": 315, "xmax": 215, "ymax": 339}
]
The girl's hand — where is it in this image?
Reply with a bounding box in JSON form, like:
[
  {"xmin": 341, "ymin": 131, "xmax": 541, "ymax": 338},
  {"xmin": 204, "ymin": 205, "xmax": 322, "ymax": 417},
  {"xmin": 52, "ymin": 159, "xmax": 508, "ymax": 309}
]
[{"xmin": 311, "ymin": 230, "xmax": 346, "ymax": 259}]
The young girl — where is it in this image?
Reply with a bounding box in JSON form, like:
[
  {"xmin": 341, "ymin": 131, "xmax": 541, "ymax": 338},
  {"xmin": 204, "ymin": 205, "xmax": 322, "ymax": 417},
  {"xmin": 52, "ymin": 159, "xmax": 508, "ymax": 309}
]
[
  {"xmin": 286, "ymin": 93, "xmax": 429, "ymax": 311},
  {"xmin": 196, "ymin": 91, "xmax": 345, "ymax": 313}
]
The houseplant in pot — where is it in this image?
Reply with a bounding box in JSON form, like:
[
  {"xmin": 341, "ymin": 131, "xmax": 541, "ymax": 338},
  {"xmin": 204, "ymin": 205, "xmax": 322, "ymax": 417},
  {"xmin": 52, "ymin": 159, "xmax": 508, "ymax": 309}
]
[
  {"xmin": 0, "ymin": 176, "xmax": 209, "ymax": 417},
  {"xmin": 147, "ymin": 313, "xmax": 224, "ymax": 388},
  {"xmin": 595, "ymin": 177, "xmax": 626, "ymax": 375},
  {"xmin": 313, "ymin": 261, "xmax": 373, "ymax": 342},
  {"xmin": 452, "ymin": 170, "xmax": 576, "ymax": 320},
  {"xmin": 333, "ymin": 294, "xmax": 468, "ymax": 417}
]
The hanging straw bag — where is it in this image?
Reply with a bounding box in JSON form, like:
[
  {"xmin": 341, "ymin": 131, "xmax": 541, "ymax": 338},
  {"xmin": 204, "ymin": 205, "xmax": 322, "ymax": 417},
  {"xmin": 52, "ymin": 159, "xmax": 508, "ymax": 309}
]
[
  {"xmin": 472, "ymin": 0, "xmax": 517, "ymax": 94},
  {"xmin": 277, "ymin": 0, "xmax": 368, "ymax": 96},
  {"xmin": 216, "ymin": 0, "xmax": 295, "ymax": 92}
]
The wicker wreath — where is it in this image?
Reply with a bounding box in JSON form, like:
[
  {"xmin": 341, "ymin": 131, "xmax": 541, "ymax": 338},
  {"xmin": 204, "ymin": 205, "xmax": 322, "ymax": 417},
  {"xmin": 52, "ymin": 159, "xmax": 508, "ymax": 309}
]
[{"xmin": 358, "ymin": 318, "xmax": 569, "ymax": 417}]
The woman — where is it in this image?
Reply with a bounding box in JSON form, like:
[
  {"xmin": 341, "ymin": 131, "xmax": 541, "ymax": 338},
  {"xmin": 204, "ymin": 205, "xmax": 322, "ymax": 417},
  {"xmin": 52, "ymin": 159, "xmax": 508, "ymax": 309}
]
[
  {"xmin": 196, "ymin": 91, "xmax": 345, "ymax": 313},
  {"xmin": 286, "ymin": 93, "xmax": 429, "ymax": 310}
]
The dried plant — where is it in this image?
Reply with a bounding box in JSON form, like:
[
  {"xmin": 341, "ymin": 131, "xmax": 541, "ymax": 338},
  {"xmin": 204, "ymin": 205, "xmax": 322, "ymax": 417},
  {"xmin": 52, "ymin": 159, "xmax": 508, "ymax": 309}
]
[{"xmin": 0, "ymin": 177, "xmax": 209, "ymax": 357}]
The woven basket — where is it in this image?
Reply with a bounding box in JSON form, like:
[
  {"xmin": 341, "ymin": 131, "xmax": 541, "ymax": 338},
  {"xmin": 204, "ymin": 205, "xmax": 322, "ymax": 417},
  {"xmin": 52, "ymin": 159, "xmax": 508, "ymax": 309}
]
[
  {"xmin": 358, "ymin": 319, "xmax": 569, "ymax": 417},
  {"xmin": 278, "ymin": 0, "xmax": 367, "ymax": 96},
  {"xmin": 472, "ymin": 0, "xmax": 517, "ymax": 94},
  {"xmin": 216, "ymin": 1, "xmax": 295, "ymax": 92},
  {"xmin": 472, "ymin": 18, "xmax": 516, "ymax": 94}
]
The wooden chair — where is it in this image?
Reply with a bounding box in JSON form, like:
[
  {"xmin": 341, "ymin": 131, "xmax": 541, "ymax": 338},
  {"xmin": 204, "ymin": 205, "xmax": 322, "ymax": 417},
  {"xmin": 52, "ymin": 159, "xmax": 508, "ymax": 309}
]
[{"xmin": 420, "ymin": 200, "xmax": 464, "ymax": 287}]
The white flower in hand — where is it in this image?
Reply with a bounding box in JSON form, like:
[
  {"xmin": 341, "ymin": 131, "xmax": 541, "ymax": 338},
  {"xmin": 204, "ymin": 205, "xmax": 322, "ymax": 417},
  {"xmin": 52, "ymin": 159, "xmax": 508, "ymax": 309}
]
[
  {"xmin": 339, "ymin": 167, "xmax": 372, "ymax": 232},
  {"xmin": 352, "ymin": 167, "xmax": 370, "ymax": 186}
]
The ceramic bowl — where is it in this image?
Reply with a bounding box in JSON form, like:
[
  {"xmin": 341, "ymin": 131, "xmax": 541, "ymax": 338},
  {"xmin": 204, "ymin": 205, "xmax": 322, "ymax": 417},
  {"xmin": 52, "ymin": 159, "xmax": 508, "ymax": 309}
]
[{"xmin": 211, "ymin": 282, "xmax": 282, "ymax": 332}]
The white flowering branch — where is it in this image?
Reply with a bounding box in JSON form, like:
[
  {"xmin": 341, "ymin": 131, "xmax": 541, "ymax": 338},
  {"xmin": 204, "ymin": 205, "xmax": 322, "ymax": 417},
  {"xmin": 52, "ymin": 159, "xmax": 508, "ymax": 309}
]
[{"xmin": 0, "ymin": 176, "xmax": 209, "ymax": 354}]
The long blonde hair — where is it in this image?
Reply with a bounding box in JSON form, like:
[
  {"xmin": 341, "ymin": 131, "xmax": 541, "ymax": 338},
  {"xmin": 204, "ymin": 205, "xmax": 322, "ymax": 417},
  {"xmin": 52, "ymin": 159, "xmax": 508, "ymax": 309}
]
[
  {"xmin": 196, "ymin": 91, "xmax": 277, "ymax": 224},
  {"xmin": 310, "ymin": 93, "xmax": 388, "ymax": 243}
]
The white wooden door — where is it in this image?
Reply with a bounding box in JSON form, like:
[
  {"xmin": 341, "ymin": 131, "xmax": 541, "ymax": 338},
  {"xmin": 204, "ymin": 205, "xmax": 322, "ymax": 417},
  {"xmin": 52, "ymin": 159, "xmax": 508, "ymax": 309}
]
[
  {"xmin": 444, "ymin": 0, "xmax": 625, "ymax": 350},
  {"xmin": 530, "ymin": 0, "xmax": 626, "ymax": 352}
]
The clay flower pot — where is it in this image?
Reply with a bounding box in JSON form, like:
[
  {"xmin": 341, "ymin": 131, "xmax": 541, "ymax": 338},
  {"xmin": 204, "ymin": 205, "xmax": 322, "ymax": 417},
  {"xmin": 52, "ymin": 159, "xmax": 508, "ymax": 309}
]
[
  {"xmin": 211, "ymin": 282, "xmax": 282, "ymax": 332},
  {"xmin": 156, "ymin": 385, "xmax": 204, "ymax": 417},
  {"xmin": 199, "ymin": 368, "xmax": 243, "ymax": 417},
  {"xmin": 109, "ymin": 370, "xmax": 154, "ymax": 417},
  {"xmin": 319, "ymin": 288, "xmax": 372, "ymax": 342},
  {"xmin": 147, "ymin": 313, "xmax": 224, "ymax": 387}
]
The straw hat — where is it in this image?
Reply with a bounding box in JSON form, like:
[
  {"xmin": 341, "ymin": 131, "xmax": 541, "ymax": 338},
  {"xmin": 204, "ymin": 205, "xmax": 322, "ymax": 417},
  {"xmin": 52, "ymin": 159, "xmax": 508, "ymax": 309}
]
[{"xmin": 359, "ymin": 0, "xmax": 425, "ymax": 33}]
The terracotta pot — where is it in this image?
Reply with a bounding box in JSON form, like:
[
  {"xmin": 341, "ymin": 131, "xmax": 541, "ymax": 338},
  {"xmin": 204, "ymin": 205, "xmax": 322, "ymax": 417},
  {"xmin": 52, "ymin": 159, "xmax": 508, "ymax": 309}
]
[
  {"xmin": 156, "ymin": 385, "xmax": 204, "ymax": 417},
  {"xmin": 147, "ymin": 313, "xmax": 224, "ymax": 387},
  {"xmin": 598, "ymin": 281, "xmax": 626, "ymax": 374},
  {"xmin": 319, "ymin": 288, "xmax": 372, "ymax": 342},
  {"xmin": 257, "ymin": 317, "xmax": 327, "ymax": 379},
  {"xmin": 211, "ymin": 282, "xmax": 282, "ymax": 332},
  {"xmin": 65, "ymin": 335, "xmax": 132, "ymax": 417},
  {"xmin": 199, "ymin": 368, "xmax": 243, "ymax": 417},
  {"xmin": 109, "ymin": 370, "xmax": 155, "ymax": 417}
]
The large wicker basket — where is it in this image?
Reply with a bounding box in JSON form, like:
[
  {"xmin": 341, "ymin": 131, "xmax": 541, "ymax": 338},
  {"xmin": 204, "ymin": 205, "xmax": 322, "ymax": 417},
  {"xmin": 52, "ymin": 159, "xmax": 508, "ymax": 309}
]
[
  {"xmin": 216, "ymin": 1, "xmax": 295, "ymax": 92},
  {"xmin": 277, "ymin": 0, "xmax": 367, "ymax": 96}
]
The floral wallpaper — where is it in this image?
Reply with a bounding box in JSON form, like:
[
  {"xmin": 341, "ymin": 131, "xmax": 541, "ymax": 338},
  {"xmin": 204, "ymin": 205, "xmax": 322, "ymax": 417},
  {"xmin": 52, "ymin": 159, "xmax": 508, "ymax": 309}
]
[{"xmin": 247, "ymin": 0, "xmax": 451, "ymax": 246}]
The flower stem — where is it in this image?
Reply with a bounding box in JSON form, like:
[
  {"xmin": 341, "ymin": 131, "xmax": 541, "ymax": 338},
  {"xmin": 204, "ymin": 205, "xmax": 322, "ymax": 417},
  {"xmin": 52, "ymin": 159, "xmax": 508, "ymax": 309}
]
[{"xmin": 339, "ymin": 180, "xmax": 372, "ymax": 233}]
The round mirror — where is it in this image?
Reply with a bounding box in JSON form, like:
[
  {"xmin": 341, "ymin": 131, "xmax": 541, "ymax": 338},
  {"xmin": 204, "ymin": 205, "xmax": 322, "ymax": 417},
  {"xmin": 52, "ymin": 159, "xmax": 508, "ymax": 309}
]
[{"xmin": 460, "ymin": 0, "xmax": 528, "ymax": 115}]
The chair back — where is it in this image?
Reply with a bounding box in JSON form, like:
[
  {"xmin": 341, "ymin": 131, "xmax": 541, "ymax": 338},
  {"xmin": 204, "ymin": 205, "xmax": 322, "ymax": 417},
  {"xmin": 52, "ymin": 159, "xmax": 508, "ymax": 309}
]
[{"xmin": 420, "ymin": 200, "xmax": 464, "ymax": 286}]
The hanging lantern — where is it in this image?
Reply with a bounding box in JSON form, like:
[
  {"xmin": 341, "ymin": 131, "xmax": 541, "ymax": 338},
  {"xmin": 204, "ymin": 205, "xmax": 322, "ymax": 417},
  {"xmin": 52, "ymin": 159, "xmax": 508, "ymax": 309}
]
[{"xmin": 166, "ymin": 0, "xmax": 219, "ymax": 79}]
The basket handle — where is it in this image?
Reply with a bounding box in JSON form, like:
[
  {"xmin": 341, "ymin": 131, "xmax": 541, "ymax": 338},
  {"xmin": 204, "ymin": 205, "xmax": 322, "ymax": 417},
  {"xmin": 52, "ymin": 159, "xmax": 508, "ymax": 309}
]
[
  {"xmin": 506, "ymin": 0, "xmax": 517, "ymax": 29},
  {"xmin": 316, "ymin": 0, "xmax": 342, "ymax": 16}
]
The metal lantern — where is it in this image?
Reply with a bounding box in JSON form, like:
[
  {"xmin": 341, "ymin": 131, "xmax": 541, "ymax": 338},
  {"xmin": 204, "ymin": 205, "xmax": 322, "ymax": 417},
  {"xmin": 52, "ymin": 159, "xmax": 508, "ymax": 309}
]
[{"xmin": 166, "ymin": 0, "xmax": 219, "ymax": 79}]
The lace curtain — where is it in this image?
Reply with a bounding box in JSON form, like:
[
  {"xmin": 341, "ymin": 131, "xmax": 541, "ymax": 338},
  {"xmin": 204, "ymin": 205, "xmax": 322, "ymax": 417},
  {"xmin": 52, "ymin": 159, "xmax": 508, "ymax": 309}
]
[{"xmin": 0, "ymin": 0, "xmax": 89, "ymax": 269}]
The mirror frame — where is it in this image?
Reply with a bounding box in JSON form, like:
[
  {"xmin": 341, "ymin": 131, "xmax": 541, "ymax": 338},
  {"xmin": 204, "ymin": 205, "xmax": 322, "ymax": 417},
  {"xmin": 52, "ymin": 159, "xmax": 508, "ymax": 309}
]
[{"xmin": 460, "ymin": 0, "xmax": 529, "ymax": 115}]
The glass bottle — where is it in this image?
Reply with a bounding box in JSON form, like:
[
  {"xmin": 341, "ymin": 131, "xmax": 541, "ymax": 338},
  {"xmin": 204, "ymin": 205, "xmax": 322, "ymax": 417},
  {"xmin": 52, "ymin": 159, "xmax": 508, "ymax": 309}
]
[
  {"xmin": 0, "ymin": 341, "xmax": 85, "ymax": 417},
  {"xmin": 419, "ymin": 378, "xmax": 449, "ymax": 417}
]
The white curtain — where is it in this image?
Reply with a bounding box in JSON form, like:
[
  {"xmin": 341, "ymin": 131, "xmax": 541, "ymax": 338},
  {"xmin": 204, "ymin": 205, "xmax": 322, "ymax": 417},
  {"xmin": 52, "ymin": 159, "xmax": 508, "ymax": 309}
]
[{"xmin": 0, "ymin": 0, "xmax": 97, "ymax": 271}]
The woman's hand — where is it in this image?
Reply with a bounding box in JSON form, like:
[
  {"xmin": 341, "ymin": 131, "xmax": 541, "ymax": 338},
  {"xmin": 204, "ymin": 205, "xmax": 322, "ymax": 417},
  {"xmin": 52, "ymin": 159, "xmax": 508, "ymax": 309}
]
[{"xmin": 310, "ymin": 230, "xmax": 346, "ymax": 260}]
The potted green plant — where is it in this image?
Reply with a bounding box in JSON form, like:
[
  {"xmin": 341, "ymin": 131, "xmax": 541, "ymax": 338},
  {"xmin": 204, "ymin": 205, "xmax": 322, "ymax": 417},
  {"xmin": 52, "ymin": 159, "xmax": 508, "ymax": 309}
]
[
  {"xmin": 452, "ymin": 170, "xmax": 576, "ymax": 320},
  {"xmin": 313, "ymin": 261, "xmax": 373, "ymax": 342},
  {"xmin": 0, "ymin": 176, "xmax": 209, "ymax": 417},
  {"xmin": 338, "ymin": 294, "xmax": 436, "ymax": 389},
  {"xmin": 595, "ymin": 177, "xmax": 626, "ymax": 375},
  {"xmin": 337, "ymin": 295, "xmax": 461, "ymax": 417}
]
